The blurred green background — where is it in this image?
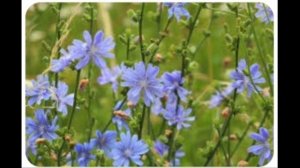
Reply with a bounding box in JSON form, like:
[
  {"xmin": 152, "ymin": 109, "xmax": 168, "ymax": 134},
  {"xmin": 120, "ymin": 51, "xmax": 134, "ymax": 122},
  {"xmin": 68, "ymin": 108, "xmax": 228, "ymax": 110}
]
[{"xmin": 26, "ymin": 2, "xmax": 274, "ymax": 166}]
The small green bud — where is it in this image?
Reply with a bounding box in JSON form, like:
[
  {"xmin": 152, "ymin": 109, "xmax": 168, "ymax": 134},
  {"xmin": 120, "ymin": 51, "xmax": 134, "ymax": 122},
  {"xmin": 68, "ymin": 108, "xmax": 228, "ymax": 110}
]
[
  {"xmin": 188, "ymin": 61, "xmax": 199, "ymax": 71},
  {"xmin": 127, "ymin": 9, "xmax": 138, "ymax": 22},
  {"xmin": 118, "ymin": 34, "xmax": 127, "ymax": 44},
  {"xmin": 224, "ymin": 23, "xmax": 229, "ymax": 33},
  {"xmin": 123, "ymin": 60, "xmax": 134, "ymax": 67},
  {"xmin": 225, "ymin": 33, "xmax": 233, "ymax": 43},
  {"xmin": 42, "ymin": 56, "xmax": 49, "ymax": 63},
  {"xmin": 125, "ymin": 28, "xmax": 132, "ymax": 37},
  {"xmin": 203, "ymin": 30, "xmax": 211, "ymax": 37}
]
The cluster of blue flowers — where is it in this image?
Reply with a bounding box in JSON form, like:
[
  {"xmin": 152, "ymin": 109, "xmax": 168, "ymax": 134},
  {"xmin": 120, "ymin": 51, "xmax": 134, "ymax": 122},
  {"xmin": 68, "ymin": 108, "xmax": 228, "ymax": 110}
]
[
  {"xmin": 26, "ymin": 75, "xmax": 74, "ymax": 115},
  {"xmin": 74, "ymin": 131, "xmax": 148, "ymax": 166},
  {"xmin": 210, "ymin": 59, "xmax": 266, "ymax": 108},
  {"xmin": 121, "ymin": 61, "xmax": 195, "ymax": 130},
  {"xmin": 25, "ymin": 2, "xmax": 273, "ymax": 166}
]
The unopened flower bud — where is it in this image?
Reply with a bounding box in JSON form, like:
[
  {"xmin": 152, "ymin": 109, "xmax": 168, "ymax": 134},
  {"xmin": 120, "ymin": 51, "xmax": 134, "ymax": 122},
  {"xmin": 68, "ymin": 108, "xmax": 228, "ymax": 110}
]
[
  {"xmin": 229, "ymin": 134, "xmax": 237, "ymax": 141},
  {"xmin": 221, "ymin": 107, "xmax": 230, "ymax": 119},
  {"xmin": 165, "ymin": 129, "xmax": 173, "ymax": 138},
  {"xmin": 35, "ymin": 138, "xmax": 46, "ymax": 145},
  {"xmin": 113, "ymin": 110, "xmax": 129, "ymax": 120},
  {"xmin": 223, "ymin": 56, "xmax": 232, "ymax": 68},
  {"xmin": 163, "ymin": 161, "xmax": 171, "ymax": 167},
  {"xmin": 237, "ymin": 160, "xmax": 249, "ymax": 167},
  {"xmin": 155, "ymin": 53, "xmax": 163, "ymax": 62},
  {"xmin": 79, "ymin": 79, "xmax": 89, "ymax": 91},
  {"xmin": 69, "ymin": 140, "xmax": 76, "ymax": 149},
  {"xmin": 64, "ymin": 134, "xmax": 72, "ymax": 142},
  {"xmin": 51, "ymin": 152, "xmax": 57, "ymax": 161},
  {"xmin": 127, "ymin": 101, "xmax": 135, "ymax": 109},
  {"xmin": 262, "ymin": 87, "xmax": 270, "ymax": 97},
  {"xmin": 161, "ymin": 95, "xmax": 168, "ymax": 103},
  {"xmin": 254, "ymin": 122, "xmax": 260, "ymax": 129}
]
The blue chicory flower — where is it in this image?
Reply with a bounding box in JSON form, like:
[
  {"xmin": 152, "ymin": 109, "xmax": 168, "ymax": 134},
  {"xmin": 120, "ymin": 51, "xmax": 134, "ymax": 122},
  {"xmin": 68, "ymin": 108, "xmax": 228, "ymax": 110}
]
[
  {"xmin": 91, "ymin": 130, "xmax": 117, "ymax": 157},
  {"xmin": 26, "ymin": 109, "xmax": 58, "ymax": 144},
  {"xmin": 51, "ymin": 47, "xmax": 75, "ymax": 72},
  {"xmin": 98, "ymin": 66, "xmax": 121, "ymax": 93},
  {"xmin": 151, "ymin": 97, "xmax": 165, "ymax": 115},
  {"xmin": 73, "ymin": 30, "xmax": 115, "ymax": 70},
  {"xmin": 248, "ymin": 127, "xmax": 272, "ymax": 166},
  {"xmin": 209, "ymin": 86, "xmax": 234, "ymax": 108},
  {"xmin": 164, "ymin": 3, "xmax": 190, "ymax": 22},
  {"xmin": 163, "ymin": 104, "xmax": 195, "ymax": 130},
  {"xmin": 26, "ymin": 75, "xmax": 53, "ymax": 106},
  {"xmin": 255, "ymin": 3, "xmax": 273, "ymax": 24},
  {"xmin": 171, "ymin": 149, "xmax": 185, "ymax": 166},
  {"xmin": 111, "ymin": 131, "xmax": 149, "ymax": 166},
  {"xmin": 161, "ymin": 71, "xmax": 190, "ymax": 102},
  {"xmin": 74, "ymin": 141, "xmax": 96, "ymax": 166},
  {"xmin": 153, "ymin": 140, "xmax": 185, "ymax": 166},
  {"xmin": 154, "ymin": 140, "xmax": 169, "ymax": 156},
  {"xmin": 53, "ymin": 81, "xmax": 74, "ymax": 116},
  {"xmin": 230, "ymin": 59, "xmax": 266, "ymax": 97},
  {"xmin": 121, "ymin": 62, "xmax": 163, "ymax": 106}
]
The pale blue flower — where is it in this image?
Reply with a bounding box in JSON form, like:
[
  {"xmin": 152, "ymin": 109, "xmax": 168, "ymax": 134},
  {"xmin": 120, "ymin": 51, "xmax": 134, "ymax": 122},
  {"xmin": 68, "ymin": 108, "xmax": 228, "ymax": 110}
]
[
  {"xmin": 121, "ymin": 62, "xmax": 163, "ymax": 106},
  {"xmin": 91, "ymin": 130, "xmax": 117, "ymax": 157},
  {"xmin": 111, "ymin": 132, "xmax": 149, "ymax": 166},
  {"xmin": 98, "ymin": 66, "xmax": 121, "ymax": 93},
  {"xmin": 161, "ymin": 71, "xmax": 190, "ymax": 102},
  {"xmin": 248, "ymin": 127, "xmax": 272, "ymax": 166},
  {"xmin": 164, "ymin": 3, "xmax": 190, "ymax": 22},
  {"xmin": 26, "ymin": 109, "xmax": 58, "ymax": 144},
  {"xmin": 75, "ymin": 141, "xmax": 96, "ymax": 166},
  {"xmin": 26, "ymin": 75, "xmax": 52, "ymax": 106},
  {"xmin": 74, "ymin": 30, "xmax": 115, "ymax": 70},
  {"xmin": 230, "ymin": 59, "xmax": 266, "ymax": 97},
  {"xmin": 163, "ymin": 104, "xmax": 195, "ymax": 130},
  {"xmin": 53, "ymin": 81, "xmax": 74, "ymax": 116},
  {"xmin": 255, "ymin": 3, "xmax": 273, "ymax": 24}
]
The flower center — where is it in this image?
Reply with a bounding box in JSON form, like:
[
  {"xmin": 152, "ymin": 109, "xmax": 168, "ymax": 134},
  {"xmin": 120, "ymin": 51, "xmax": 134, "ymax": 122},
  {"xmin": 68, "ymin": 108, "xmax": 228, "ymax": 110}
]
[
  {"xmin": 124, "ymin": 149, "xmax": 132, "ymax": 158},
  {"xmin": 89, "ymin": 45, "xmax": 98, "ymax": 55},
  {"xmin": 39, "ymin": 125, "xmax": 45, "ymax": 133},
  {"xmin": 139, "ymin": 80, "xmax": 148, "ymax": 88}
]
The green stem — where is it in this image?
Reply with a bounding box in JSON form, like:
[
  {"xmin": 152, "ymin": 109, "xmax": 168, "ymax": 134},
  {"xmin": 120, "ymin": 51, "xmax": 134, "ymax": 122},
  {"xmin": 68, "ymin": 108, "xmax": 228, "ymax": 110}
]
[
  {"xmin": 217, "ymin": 128, "xmax": 229, "ymax": 164},
  {"xmin": 247, "ymin": 3, "xmax": 273, "ymax": 96},
  {"xmin": 54, "ymin": 3, "xmax": 62, "ymax": 88},
  {"xmin": 87, "ymin": 118, "xmax": 95, "ymax": 141},
  {"xmin": 138, "ymin": 104, "xmax": 147, "ymax": 139},
  {"xmin": 181, "ymin": 3, "xmax": 202, "ymax": 78},
  {"xmin": 67, "ymin": 70, "xmax": 81, "ymax": 130},
  {"xmin": 57, "ymin": 70, "xmax": 81, "ymax": 166},
  {"xmin": 149, "ymin": 17, "xmax": 173, "ymax": 63},
  {"xmin": 86, "ymin": 2, "xmax": 94, "ymax": 142},
  {"xmin": 231, "ymin": 122, "xmax": 252, "ymax": 156},
  {"xmin": 102, "ymin": 96, "xmax": 127, "ymax": 132},
  {"xmin": 186, "ymin": 4, "xmax": 202, "ymax": 45},
  {"xmin": 146, "ymin": 107, "xmax": 155, "ymax": 139},
  {"xmin": 126, "ymin": 37, "xmax": 130, "ymax": 60},
  {"xmin": 168, "ymin": 5, "xmax": 202, "ymax": 164},
  {"xmin": 139, "ymin": 3, "xmax": 145, "ymax": 62},
  {"xmin": 156, "ymin": 3, "xmax": 163, "ymax": 35},
  {"xmin": 204, "ymin": 113, "xmax": 233, "ymax": 166},
  {"xmin": 227, "ymin": 121, "xmax": 231, "ymax": 166},
  {"xmin": 204, "ymin": 9, "xmax": 240, "ymax": 165}
]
